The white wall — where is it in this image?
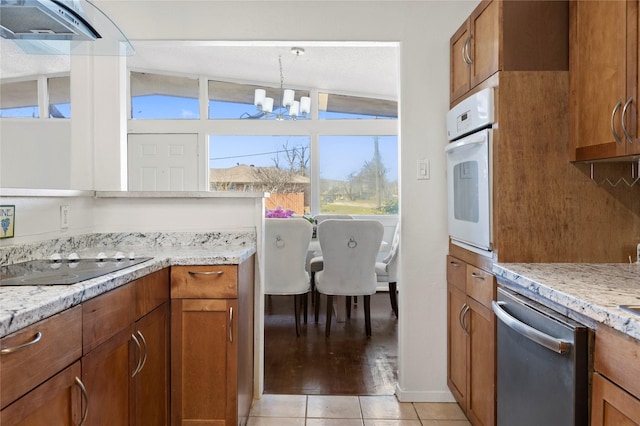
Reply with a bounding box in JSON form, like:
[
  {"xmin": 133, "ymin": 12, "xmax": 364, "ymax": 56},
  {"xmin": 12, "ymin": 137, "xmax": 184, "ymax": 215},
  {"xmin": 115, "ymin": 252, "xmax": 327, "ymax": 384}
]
[{"xmin": 93, "ymin": 0, "xmax": 478, "ymax": 401}]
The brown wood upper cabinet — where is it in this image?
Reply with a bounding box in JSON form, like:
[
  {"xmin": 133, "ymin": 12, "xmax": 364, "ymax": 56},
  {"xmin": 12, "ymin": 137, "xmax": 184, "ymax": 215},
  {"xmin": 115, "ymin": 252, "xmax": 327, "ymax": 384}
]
[
  {"xmin": 450, "ymin": 0, "xmax": 569, "ymax": 106},
  {"xmin": 570, "ymin": 0, "xmax": 640, "ymax": 161}
]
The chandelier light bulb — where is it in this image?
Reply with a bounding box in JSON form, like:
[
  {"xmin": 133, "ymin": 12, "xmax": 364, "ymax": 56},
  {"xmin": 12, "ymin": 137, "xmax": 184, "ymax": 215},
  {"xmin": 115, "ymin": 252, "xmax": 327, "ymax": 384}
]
[
  {"xmin": 263, "ymin": 97, "xmax": 274, "ymax": 113},
  {"xmin": 282, "ymin": 89, "xmax": 295, "ymax": 108},
  {"xmin": 300, "ymin": 96, "xmax": 311, "ymax": 115},
  {"xmin": 254, "ymin": 89, "xmax": 266, "ymax": 109},
  {"xmin": 290, "ymin": 101, "xmax": 300, "ymax": 117}
]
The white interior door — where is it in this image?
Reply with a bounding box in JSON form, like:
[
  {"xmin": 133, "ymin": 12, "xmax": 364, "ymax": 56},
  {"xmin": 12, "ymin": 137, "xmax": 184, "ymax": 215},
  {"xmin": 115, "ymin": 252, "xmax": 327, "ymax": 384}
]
[{"xmin": 128, "ymin": 133, "xmax": 199, "ymax": 191}]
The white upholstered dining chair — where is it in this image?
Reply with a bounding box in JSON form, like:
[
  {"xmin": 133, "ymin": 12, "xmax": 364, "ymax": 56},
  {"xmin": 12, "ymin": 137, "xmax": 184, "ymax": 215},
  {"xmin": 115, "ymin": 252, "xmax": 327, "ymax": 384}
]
[
  {"xmin": 376, "ymin": 223, "xmax": 399, "ymax": 318},
  {"xmin": 312, "ymin": 219, "xmax": 384, "ymax": 337},
  {"xmin": 264, "ymin": 218, "xmax": 313, "ymax": 336}
]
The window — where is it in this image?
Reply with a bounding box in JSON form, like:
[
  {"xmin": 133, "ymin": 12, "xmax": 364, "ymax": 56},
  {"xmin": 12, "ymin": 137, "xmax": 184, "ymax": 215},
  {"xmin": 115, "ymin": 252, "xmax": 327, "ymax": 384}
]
[
  {"xmin": 318, "ymin": 92, "xmax": 397, "ymax": 120},
  {"xmin": 48, "ymin": 76, "xmax": 71, "ymax": 118},
  {"xmin": 208, "ymin": 80, "xmax": 310, "ymax": 120},
  {"xmin": 209, "ymin": 135, "xmax": 311, "ymax": 214},
  {"xmin": 0, "ymin": 80, "xmax": 39, "ymax": 118},
  {"xmin": 319, "ymin": 135, "xmax": 398, "ymax": 215},
  {"xmin": 130, "ymin": 72, "xmax": 199, "ymax": 119}
]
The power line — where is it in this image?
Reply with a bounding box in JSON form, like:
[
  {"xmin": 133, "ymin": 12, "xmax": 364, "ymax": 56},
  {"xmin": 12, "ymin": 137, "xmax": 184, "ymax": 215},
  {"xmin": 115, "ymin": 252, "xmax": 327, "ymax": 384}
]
[{"xmin": 210, "ymin": 145, "xmax": 306, "ymax": 161}]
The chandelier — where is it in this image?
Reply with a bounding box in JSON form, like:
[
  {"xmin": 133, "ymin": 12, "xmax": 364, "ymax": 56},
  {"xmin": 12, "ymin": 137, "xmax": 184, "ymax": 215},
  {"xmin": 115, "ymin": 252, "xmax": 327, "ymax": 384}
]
[{"xmin": 249, "ymin": 48, "xmax": 311, "ymax": 120}]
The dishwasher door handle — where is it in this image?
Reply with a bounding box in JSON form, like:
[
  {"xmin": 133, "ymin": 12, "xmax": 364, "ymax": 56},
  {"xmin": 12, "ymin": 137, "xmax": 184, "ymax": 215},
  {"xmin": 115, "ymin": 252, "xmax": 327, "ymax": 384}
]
[{"xmin": 492, "ymin": 301, "xmax": 572, "ymax": 354}]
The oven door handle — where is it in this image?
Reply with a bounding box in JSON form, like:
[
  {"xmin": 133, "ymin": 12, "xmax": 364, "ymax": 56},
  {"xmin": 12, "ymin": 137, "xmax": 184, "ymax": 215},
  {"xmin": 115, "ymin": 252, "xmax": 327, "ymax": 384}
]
[{"xmin": 492, "ymin": 301, "xmax": 572, "ymax": 354}]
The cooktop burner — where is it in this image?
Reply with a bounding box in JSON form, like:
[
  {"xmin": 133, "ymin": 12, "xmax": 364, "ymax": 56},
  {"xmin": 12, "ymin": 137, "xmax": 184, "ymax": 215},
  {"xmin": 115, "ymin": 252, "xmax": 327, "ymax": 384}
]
[{"xmin": 0, "ymin": 257, "xmax": 153, "ymax": 286}]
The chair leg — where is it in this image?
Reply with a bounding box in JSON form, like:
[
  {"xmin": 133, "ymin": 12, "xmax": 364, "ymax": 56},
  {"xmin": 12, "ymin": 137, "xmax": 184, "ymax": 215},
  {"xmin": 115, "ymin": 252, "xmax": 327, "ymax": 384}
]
[
  {"xmin": 389, "ymin": 282, "xmax": 398, "ymax": 318},
  {"xmin": 346, "ymin": 296, "xmax": 352, "ymax": 319},
  {"xmin": 293, "ymin": 295, "xmax": 300, "ymax": 337},
  {"xmin": 314, "ymin": 290, "xmax": 321, "ymax": 323},
  {"xmin": 364, "ymin": 295, "xmax": 372, "ymax": 337},
  {"xmin": 310, "ymin": 272, "xmax": 316, "ymax": 305},
  {"xmin": 325, "ymin": 295, "xmax": 333, "ymax": 337},
  {"xmin": 302, "ymin": 292, "xmax": 308, "ymax": 324}
]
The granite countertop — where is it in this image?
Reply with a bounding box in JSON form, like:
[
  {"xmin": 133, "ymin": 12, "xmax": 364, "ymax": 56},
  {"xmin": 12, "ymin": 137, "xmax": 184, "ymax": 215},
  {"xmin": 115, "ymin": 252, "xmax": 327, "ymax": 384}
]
[
  {"xmin": 0, "ymin": 232, "xmax": 256, "ymax": 338},
  {"xmin": 493, "ymin": 263, "xmax": 640, "ymax": 341}
]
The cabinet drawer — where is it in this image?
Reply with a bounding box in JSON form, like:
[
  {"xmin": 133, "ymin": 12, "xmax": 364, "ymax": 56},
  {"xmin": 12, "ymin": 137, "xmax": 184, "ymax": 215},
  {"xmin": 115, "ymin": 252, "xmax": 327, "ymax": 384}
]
[
  {"xmin": 83, "ymin": 283, "xmax": 135, "ymax": 355},
  {"xmin": 1, "ymin": 305, "xmax": 82, "ymax": 409},
  {"xmin": 171, "ymin": 265, "xmax": 238, "ymax": 299},
  {"xmin": 447, "ymin": 256, "xmax": 466, "ymax": 292},
  {"xmin": 595, "ymin": 326, "xmax": 640, "ymax": 398},
  {"xmin": 135, "ymin": 268, "xmax": 170, "ymax": 319},
  {"xmin": 466, "ymin": 265, "xmax": 495, "ymax": 308}
]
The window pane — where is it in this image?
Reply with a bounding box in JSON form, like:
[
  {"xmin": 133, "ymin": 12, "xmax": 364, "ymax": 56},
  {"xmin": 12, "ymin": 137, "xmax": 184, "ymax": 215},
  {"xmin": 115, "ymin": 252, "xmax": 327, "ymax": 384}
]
[
  {"xmin": 319, "ymin": 135, "xmax": 398, "ymax": 215},
  {"xmin": 209, "ymin": 135, "xmax": 310, "ymax": 214},
  {"xmin": 208, "ymin": 80, "xmax": 310, "ymax": 120},
  {"xmin": 318, "ymin": 92, "xmax": 397, "ymax": 120},
  {"xmin": 0, "ymin": 80, "xmax": 39, "ymax": 118},
  {"xmin": 48, "ymin": 76, "xmax": 71, "ymax": 118},
  {"xmin": 130, "ymin": 72, "xmax": 199, "ymax": 119}
]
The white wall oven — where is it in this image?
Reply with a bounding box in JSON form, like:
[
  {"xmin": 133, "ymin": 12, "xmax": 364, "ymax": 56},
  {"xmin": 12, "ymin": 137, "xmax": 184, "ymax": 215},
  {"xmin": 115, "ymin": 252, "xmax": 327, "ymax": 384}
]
[{"xmin": 445, "ymin": 88, "xmax": 494, "ymax": 255}]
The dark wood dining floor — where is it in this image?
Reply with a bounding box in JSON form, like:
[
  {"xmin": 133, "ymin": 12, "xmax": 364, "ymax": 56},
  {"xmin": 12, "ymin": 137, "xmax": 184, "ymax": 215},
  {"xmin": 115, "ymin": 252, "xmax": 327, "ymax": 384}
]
[{"xmin": 263, "ymin": 291, "xmax": 398, "ymax": 396}]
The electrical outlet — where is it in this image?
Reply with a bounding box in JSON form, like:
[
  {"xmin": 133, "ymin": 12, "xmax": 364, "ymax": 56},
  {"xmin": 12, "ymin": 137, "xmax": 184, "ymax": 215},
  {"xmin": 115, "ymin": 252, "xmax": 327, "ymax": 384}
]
[{"xmin": 60, "ymin": 205, "xmax": 69, "ymax": 229}]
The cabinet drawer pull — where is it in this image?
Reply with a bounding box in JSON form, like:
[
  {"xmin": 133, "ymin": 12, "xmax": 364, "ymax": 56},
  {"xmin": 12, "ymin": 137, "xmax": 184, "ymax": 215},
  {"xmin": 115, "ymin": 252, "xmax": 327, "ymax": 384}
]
[
  {"xmin": 622, "ymin": 97, "xmax": 634, "ymax": 143},
  {"xmin": 449, "ymin": 261, "xmax": 461, "ymax": 268},
  {"xmin": 74, "ymin": 376, "xmax": 89, "ymax": 426},
  {"xmin": 131, "ymin": 333, "xmax": 143, "ymax": 377},
  {"xmin": 188, "ymin": 270, "xmax": 224, "ymax": 276},
  {"xmin": 611, "ymin": 99, "xmax": 623, "ymax": 144},
  {"xmin": 471, "ymin": 272, "xmax": 485, "ymax": 280},
  {"xmin": 0, "ymin": 331, "xmax": 42, "ymax": 354},
  {"xmin": 229, "ymin": 307, "xmax": 233, "ymax": 343}
]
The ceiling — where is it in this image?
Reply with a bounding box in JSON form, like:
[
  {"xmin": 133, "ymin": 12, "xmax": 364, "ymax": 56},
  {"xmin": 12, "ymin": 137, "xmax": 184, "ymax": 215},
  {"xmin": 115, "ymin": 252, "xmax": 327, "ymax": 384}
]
[{"xmin": 1, "ymin": 39, "xmax": 399, "ymax": 100}]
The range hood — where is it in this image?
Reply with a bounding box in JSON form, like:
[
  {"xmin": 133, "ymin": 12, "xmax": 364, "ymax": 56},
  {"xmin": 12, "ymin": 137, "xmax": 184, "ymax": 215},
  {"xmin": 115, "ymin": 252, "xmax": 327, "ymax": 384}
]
[{"xmin": 0, "ymin": 0, "xmax": 133, "ymax": 55}]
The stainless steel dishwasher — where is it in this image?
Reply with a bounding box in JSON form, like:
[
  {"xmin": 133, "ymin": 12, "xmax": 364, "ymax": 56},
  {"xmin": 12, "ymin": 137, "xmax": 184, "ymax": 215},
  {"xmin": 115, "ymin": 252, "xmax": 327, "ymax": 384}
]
[{"xmin": 492, "ymin": 288, "xmax": 589, "ymax": 426}]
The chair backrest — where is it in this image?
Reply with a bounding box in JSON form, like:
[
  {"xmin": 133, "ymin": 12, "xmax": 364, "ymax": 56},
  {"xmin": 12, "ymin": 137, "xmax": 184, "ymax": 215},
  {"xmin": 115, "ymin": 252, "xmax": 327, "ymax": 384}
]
[
  {"xmin": 382, "ymin": 223, "xmax": 400, "ymax": 280},
  {"xmin": 313, "ymin": 214, "xmax": 353, "ymax": 223},
  {"xmin": 264, "ymin": 218, "xmax": 313, "ymax": 295},
  {"xmin": 316, "ymin": 219, "xmax": 384, "ymax": 296}
]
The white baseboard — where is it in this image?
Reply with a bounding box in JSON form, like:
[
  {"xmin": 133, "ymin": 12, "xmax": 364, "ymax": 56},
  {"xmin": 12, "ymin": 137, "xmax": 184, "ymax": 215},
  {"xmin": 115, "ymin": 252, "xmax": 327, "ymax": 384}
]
[{"xmin": 394, "ymin": 384, "xmax": 456, "ymax": 403}]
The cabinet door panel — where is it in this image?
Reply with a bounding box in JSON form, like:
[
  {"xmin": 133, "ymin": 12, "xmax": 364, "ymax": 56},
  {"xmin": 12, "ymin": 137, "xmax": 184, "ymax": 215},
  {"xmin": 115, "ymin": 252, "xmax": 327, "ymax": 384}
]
[
  {"xmin": 0, "ymin": 362, "xmax": 82, "ymax": 426},
  {"xmin": 571, "ymin": 0, "xmax": 628, "ymax": 160},
  {"xmin": 447, "ymin": 285, "xmax": 467, "ymax": 405},
  {"xmin": 82, "ymin": 327, "xmax": 133, "ymax": 426},
  {"xmin": 591, "ymin": 373, "xmax": 640, "ymax": 426},
  {"xmin": 471, "ymin": 0, "xmax": 499, "ymax": 88},
  {"xmin": 451, "ymin": 22, "xmax": 471, "ymax": 103},
  {"xmin": 467, "ymin": 297, "xmax": 495, "ymax": 426},
  {"xmin": 134, "ymin": 303, "xmax": 169, "ymax": 426},
  {"xmin": 171, "ymin": 299, "xmax": 238, "ymax": 426}
]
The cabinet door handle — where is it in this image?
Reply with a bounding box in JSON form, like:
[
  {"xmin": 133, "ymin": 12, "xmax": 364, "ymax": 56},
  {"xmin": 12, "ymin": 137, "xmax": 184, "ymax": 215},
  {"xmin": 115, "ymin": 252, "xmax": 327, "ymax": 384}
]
[
  {"xmin": 188, "ymin": 270, "xmax": 224, "ymax": 276},
  {"xmin": 136, "ymin": 330, "xmax": 148, "ymax": 373},
  {"xmin": 0, "ymin": 331, "xmax": 42, "ymax": 354},
  {"xmin": 458, "ymin": 303, "xmax": 468, "ymax": 333},
  {"xmin": 471, "ymin": 272, "xmax": 485, "ymax": 280},
  {"xmin": 622, "ymin": 97, "xmax": 634, "ymax": 143},
  {"xmin": 131, "ymin": 333, "xmax": 143, "ymax": 377},
  {"xmin": 463, "ymin": 36, "xmax": 473, "ymax": 64},
  {"xmin": 229, "ymin": 307, "xmax": 234, "ymax": 343},
  {"xmin": 74, "ymin": 376, "xmax": 89, "ymax": 426},
  {"xmin": 611, "ymin": 99, "xmax": 623, "ymax": 144}
]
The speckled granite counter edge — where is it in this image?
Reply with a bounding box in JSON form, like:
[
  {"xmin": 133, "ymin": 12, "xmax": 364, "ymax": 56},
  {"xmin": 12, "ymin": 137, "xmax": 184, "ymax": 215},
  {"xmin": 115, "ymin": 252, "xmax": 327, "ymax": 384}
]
[
  {"xmin": 0, "ymin": 231, "xmax": 256, "ymax": 338},
  {"xmin": 493, "ymin": 263, "xmax": 640, "ymax": 341}
]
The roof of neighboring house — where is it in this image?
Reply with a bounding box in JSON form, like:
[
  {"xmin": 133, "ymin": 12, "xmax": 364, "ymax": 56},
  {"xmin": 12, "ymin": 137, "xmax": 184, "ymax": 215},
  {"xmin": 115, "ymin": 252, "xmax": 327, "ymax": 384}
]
[{"xmin": 209, "ymin": 164, "xmax": 310, "ymax": 184}]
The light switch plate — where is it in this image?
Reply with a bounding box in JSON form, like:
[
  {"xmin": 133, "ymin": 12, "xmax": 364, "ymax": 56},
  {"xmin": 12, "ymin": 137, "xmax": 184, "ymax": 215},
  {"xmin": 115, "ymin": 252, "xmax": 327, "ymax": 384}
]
[
  {"xmin": 417, "ymin": 158, "xmax": 430, "ymax": 180},
  {"xmin": 60, "ymin": 205, "xmax": 69, "ymax": 229}
]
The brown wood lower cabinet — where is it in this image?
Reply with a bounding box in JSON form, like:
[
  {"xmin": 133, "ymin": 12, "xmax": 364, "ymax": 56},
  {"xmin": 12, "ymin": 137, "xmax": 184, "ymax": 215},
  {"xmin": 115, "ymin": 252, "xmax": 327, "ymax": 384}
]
[
  {"xmin": 592, "ymin": 326, "xmax": 640, "ymax": 426},
  {"xmin": 0, "ymin": 362, "xmax": 84, "ymax": 426},
  {"xmin": 170, "ymin": 257, "xmax": 255, "ymax": 426},
  {"xmin": 446, "ymin": 253, "xmax": 496, "ymax": 426}
]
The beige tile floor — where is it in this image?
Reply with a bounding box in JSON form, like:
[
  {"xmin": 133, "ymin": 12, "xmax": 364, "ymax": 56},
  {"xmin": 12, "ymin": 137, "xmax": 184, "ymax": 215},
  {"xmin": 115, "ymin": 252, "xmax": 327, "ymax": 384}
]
[{"xmin": 248, "ymin": 394, "xmax": 472, "ymax": 426}]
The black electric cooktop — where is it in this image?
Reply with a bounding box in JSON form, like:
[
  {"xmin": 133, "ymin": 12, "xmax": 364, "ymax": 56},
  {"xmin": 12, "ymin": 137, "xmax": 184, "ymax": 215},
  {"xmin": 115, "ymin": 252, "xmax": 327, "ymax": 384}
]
[{"xmin": 0, "ymin": 257, "xmax": 153, "ymax": 286}]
